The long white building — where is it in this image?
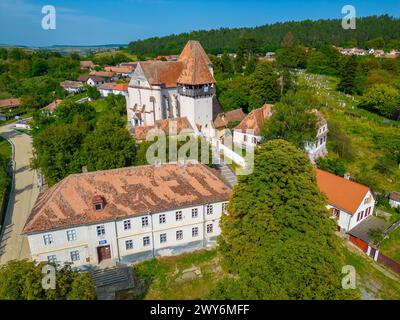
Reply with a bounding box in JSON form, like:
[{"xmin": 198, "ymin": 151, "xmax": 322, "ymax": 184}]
[{"xmin": 23, "ymin": 163, "xmax": 231, "ymax": 269}]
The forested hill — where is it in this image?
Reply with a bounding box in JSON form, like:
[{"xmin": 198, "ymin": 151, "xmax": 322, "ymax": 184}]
[{"xmin": 128, "ymin": 15, "xmax": 400, "ymax": 55}]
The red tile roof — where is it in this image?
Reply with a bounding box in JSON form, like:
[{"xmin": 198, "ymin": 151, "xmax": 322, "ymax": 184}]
[
  {"xmin": 131, "ymin": 117, "xmax": 194, "ymax": 141},
  {"xmin": 0, "ymin": 98, "xmax": 21, "ymax": 109},
  {"xmin": 44, "ymin": 99, "xmax": 63, "ymax": 112},
  {"xmin": 104, "ymin": 66, "xmax": 134, "ymax": 73},
  {"xmin": 316, "ymin": 169, "xmax": 372, "ymax": 214},
  {"xmin": 113, "ymin": 83, "xmax": 128, "ymax": 91},
  {"xmin": 213, "ymin": 108, "xmax": 246, "ymax": 129},
  {"xmin": 89, "ymin": 71, "xmax": 114, "ymax": 78},
  {"xmin": 23, "ymin": 163, "xmax": 231, "ymax": 234},
  {"xmin": 135, "ymin": 41, "xmax": 215, "ymax": 88},
  {"xmin": 60, "ymin": 80, "xmax": 83, "ymax": 88},
  {"xmin": 234, "ymin": 104, "xmax": 273, "ymax": 135}
]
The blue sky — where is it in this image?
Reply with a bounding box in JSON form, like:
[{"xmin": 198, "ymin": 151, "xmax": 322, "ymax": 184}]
[{"xmin": 0, "ymin": 0, "xmax": 399, "ymax": 46}]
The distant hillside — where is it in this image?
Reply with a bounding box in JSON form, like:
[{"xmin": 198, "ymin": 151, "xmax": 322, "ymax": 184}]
[{"xmin": 128, "ymin": 15, "xmax": 400, "ymax": 55}]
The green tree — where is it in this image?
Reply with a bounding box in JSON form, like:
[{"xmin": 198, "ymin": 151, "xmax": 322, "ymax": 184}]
[
  {"xmin": 247, "ymin": 62, "xmax": 280, "ymax": 110},
  {"xmin": 0, "ymin": 260, "xmax": 96, "ymax": 300},
  {"xmin": 317, "ymin": 157, "xmax": 346, "ymax": 176},
  {"xmin": 81, "ymin": 114, "xmax": 136, "ymax": 171},
  {"xmin": 244, "ymin": 56, "xmax": 256, "ymax": 76},
  {"xmin": 261, "ymin": 90, "xmax": 318, "ymax": 148},
  {"xmin": 221, "ymin": 52, "xmax": 234, "ymax": 75},
  {"xmin": 338, "ymin": 56, "xmax": 358, "ymax": 94},
  {"xmin": 210, "ymin": 140, "xmax": 360, "ymax": 300},
  {"xmin": 359, "ymin": 84, "xmax": 400, "ymax": 119},
  {"xmin": 87, "ymin": 85, "xmax": 101, "ymax": 100}
]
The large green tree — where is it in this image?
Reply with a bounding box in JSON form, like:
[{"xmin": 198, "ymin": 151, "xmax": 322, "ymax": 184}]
[
  {"xmin": 209, "ymin": 140, "xmax": 360, "ymax": 300},
  {"xmin": 247, "ymin": 62, "xmax": 280, "ymax": 110},
  {"xmin": 81, "ymin": 114, "xmax": 136, "ymax": 171},
  {"xmin": 0, "ymin": 260, "xmax": 96, "ymax": 300},
  {"xmin": 261, "ymin": 90, "xmax": 318, "ymax": 148}
]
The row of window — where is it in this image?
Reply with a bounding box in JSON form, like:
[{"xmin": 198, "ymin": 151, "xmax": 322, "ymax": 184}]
[
  {"xmin": 124, "ymin": 224, "xmax": 214, "ymax": 250},
  {"xmin": 356, "ymin": 207, "xmax": 372, "ymax": 222},
  {"xmin": 43, "ymin": 229, "xmax": 76, "ymax": 245},
  {"xmin": 43, "ymin": 203, "xmax": 227, "ymax": 245},
  {"xmin": 47, "ymin": 250, "xmax": 80, "ymax": 264}
]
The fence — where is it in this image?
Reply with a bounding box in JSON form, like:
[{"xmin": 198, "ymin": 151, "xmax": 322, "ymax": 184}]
[{"xmin": 349, "ymin": 235, "xmax": 400, "ymax": 275}]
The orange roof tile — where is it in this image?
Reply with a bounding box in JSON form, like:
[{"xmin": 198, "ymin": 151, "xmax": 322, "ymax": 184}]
[
  {"xmin": 316, "ymin": 169, "xmax": 371, "ymax": 214},
  {"xmin": 139, "ymin": 61, "xmax": 184, "ymax": 88},
  {"xmin": 23, "ymin": 163, "xmax": 231, "ymax": 234},
  {"xmin": 131, "ymin": 117, "xmax": 194, "ymax": 141},
  {"xmin": 44, "ymin": 99, "xmax": 63, "ymax": 112},
  {"xmin": 179, "ymin": 40, "xmax": 212, "ymax": 66},
  {"xmin": 214, "ymin": 108, "xmax": 246, "ymax": 129},
  {"xmin": 0, "ymin": 98, "xmax": 21, "ymax": 109},
  {"xmin": 234, "ymin": 104, "xmax": 273, "ymax": 135},
  {"xmin": 113, "ymin": 83, "xmax": 128, "ymax": 91}
]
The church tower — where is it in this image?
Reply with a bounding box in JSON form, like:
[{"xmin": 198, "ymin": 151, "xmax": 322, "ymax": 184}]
[{"xmin": 177, "ymin": 41, "xmax": 215, "ymax": 130}]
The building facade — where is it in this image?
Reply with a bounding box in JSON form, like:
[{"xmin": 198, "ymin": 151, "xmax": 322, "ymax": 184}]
[
  {"xmin": 316, "ymin": 169, "xmax": 375, "ymax": 232},
  {"xmin": 23, "ymin": 163, "xmax": 231, "ymax": 269}
]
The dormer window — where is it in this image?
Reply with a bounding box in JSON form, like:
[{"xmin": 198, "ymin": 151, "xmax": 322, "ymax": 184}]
[{"xmin": 92, "ymin": 195, "xmax": 105, "ymax": 211}]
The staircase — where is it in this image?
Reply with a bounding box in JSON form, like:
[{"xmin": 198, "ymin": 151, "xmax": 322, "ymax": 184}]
[
  {"xmin": 216, "ymin": 162, "xmax": 237, "ymax": 187},
  {"xmin": 91, "ymin": 266, "xmax": 131, "ymax": 287},
  {"xmin": 91, "ymin": 265, "xmax": 134, "ymax": 300}
]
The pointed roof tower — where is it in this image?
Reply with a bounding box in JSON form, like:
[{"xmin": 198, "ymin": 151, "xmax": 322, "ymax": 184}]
[{"xmin": 177, "ymin": 40, "xmax": 215, "ymax": 85}]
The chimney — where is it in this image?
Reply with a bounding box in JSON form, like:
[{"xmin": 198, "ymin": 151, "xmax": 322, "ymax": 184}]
[
  {"xmin": 344, "ymin": 173, "xmax": 351, "ymax": 180},
  {"xmin": 82, "ymin": 166, "xmax": 88, "ymax": 173}
]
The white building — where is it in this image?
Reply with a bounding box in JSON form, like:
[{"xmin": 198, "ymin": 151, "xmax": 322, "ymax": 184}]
[
  {"xmin": 23, "ymin": 163, "xmax": 231, "ymax": 269},
  {"xmin": 389, "ymin": 192, "xmax": 400, "ymax": 208},
  {"xmin": 233, "ymin": 104, "xmax": 273, "ymax": 148},
  {"xmin": 304, "ymin": 109, "xmax": 328, "ymax": 163},
  {"xmin": 316, "ymin": 169, "xmax": 375, "ymax": 232},
  {"xmin": 60, "ymin": 81, "xmax": 84, "ymax": 94},
  {"xmin": 127, "ymin": 41, "xmax": 215, "ymax": 130}
]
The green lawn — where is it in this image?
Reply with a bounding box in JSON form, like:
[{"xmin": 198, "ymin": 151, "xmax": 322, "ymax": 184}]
[
  {"xmin": 116, "ymin": 249, "xmax": 223, "ymax": 300},
  {"xmin": 344, "ymin": 246, "xmax": 400, "ymax": 300},
  {"xmin": 114, "ymin": 244, "xmax": 400, "ymax": 300},
  {"xmin": 0, "ymin": 136, "xmax": 12, "ymax": 220},
  {"xmin": 89, "ymin": 99, "xmax": 109, "ymax": 114},
  {"xmin": 0, "ymin": 136, "xmax": 11, "ymax": 159},
  {"xmin": 380, "ymin": 227, "xmax": 400, "ymax": 264}
]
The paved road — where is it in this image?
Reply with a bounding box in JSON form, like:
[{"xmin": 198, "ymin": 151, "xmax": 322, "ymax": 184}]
[{"xmin": 0, "ymin": 123, "xmax": 39, "ymax": 264}]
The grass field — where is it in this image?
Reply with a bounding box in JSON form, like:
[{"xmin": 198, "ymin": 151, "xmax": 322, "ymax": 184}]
[
  {"xmin": 114, "ymin": 243, "xmax": 400, "ymax": 300},
  {"xmin": 380, "ymin": 227, "xmax": 400, "ymax": 264},
  {"xmin": 344, "ymin": 246, "xmax": 400, "ymax": 300},
  {"xmin": 299, "ymin": 73, "xmax": 400, "ymax": 194},
  {"xmin": 0, "ymin": 136, "xmax": 12, "ymax": 221},
  {"xmin": 116, "ymin": 249, "xmax": 223, "ymax": 300}
]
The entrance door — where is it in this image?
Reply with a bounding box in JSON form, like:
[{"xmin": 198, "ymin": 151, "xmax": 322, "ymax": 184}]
[{"xmin": 97, "ymin": 245, "xmax": 111, "ymax": 262}]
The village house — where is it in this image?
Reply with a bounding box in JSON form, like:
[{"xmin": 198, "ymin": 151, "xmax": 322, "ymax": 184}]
[
  {"xmin": 60, "ymin": 80, "xmax": 84, "ymax": 94},
  {"xmin": 89, "ymin": 70, "xmax": 115, "ymax": 80},
  {"xmin": 104, "ymin": 66, "xmax": 135, "ymax": 78},
  {"xmin": 0, "ymin": 98, "xmax": 21, "ymax": 112},
  {"xmin": 80, "ymin": 60, "xmax": 96, "ymax": 70},
  {"xmin": 43, "ymin": 99, "xmax": 63, "ymax": 113},
  {"xmin": 99, "ymin": 83, "xmax": 116, "ymax": 97},
  {"xmin": 233, "ymin": 104, "xmax": 273, "ymax": 147},
  {"xmin": 127, "ymin": 40, "xmax": 215, "ymax": 130},
  {"xmin": 99, "ymin": 83, "xmax": 129, "ymax": 97},
  {"xmin": 23, "ymin": 163, "xmax": 230, "ymax": 268},
  {"xmin": 78, "ymin": 75, "xmax": 107, "ymax": 87},
  {"xmin": 316, "ymin": 169, "xmax": 375, "ymax": 232},
  {"xmin": 389, "ymin": 192, "xmax": 400, "ymax": 208}
]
